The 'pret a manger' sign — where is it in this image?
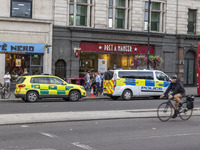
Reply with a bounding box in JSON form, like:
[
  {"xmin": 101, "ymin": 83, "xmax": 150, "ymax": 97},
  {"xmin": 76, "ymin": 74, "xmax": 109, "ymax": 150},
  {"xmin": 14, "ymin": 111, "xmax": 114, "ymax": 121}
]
[
  {"xmin": 0, "ymin": 42, "xmax": 44, "ymax": 54},
  {"xmin": 80, "ymin": 42, "xmax": 154, "ymax": 54}
]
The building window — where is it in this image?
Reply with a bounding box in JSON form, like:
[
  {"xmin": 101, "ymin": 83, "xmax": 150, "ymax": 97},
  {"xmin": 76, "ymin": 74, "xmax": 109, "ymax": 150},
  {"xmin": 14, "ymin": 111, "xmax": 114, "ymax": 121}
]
[
  {"xmin": 11, "ymin": 0, "xmax": 32, "ymax": 18},
  {"xmin": 108, "ymin": 0, "xmax": 130, "ymax": 29},
  {"xmin": 144, "ymin": 1, "xmax": 165, "ymax": 32},
  {"xmin": 69, "ymin": 0, "xmax": 93, "ymax": 27},
  {"xmin": 188, "ymin": 9, "xmax": 196, "ymax": 34}
]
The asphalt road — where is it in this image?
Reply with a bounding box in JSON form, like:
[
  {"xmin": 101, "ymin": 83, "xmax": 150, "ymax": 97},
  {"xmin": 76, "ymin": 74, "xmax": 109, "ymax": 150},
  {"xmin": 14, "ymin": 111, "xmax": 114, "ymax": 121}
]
[
  {"xmin": 0, "ymin": 97, "xmax": 200, "ymax": 114},
  {"xmin": 0, "ymin": 117, "xmax": 200, "ymax": 150}
]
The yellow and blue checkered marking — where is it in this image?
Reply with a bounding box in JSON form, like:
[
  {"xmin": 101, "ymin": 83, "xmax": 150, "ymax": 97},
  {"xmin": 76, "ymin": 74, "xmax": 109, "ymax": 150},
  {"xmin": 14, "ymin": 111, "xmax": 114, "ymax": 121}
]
[
  {"xmin": 31, "ymin": 84, "xmax": 74, "ymax": 95},
  {"xmin": 117, "ymin": 78, "xmax": 170, "ymax": 92}
]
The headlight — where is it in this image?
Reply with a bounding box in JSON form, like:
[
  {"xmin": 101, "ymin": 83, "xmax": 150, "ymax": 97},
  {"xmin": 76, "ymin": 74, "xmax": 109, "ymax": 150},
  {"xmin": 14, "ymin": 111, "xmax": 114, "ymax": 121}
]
[{"xmin": 80, "ymin": 86, "xmax": 85, "ymax": 90}]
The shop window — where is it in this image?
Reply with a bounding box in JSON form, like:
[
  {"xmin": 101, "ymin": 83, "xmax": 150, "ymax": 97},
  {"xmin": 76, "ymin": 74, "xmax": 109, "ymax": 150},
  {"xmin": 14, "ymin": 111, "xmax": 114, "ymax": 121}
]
[
  {"xmin": 69, "ymin": 0, "xmax": 93, "ymax": 27},
  {"xmin": 11, "ymin": 0, "xmax": 32, "ymax": 18},
  {"xmin": 109, "ymin": 0, "xmax": 130, "ymax": 29},
  {"xmin": 31, "ymin": 55, "xmax": 42, "ymax": 65},
  {"xmin": 187, "ymin": 9, "xmax": 196, "ymax": 34},
  {"xmin": 144, "ymin": 2, "xmax": 165, "ymax": 32}
]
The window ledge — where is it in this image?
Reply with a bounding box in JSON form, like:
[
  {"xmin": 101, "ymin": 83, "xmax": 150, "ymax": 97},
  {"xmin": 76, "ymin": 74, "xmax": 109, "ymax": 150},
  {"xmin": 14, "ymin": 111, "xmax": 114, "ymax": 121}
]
[{"xmin": 0, "ymin": 17, "xmax": 53, "ymax": 24}]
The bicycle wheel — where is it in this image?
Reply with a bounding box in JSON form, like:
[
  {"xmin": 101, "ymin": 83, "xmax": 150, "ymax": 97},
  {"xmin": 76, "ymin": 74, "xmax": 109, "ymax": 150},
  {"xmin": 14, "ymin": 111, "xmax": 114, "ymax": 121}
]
[
  {"xmin": 4, "ymin": 89, "xmax": 11, "ymax": 99},
  {"xmin": 157, "ymin": 102, "xmax": 173, "ymax": 122},
  {"xmin": 179, "ymin": 102, "xmax": 193, "ymax": 120}
]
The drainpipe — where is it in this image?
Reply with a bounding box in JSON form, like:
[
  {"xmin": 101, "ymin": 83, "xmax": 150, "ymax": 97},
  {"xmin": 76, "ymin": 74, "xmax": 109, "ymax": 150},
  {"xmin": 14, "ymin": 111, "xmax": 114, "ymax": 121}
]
[{"xmin": 176, "ymin": 0, "xmax": 179, "ymax": 34}]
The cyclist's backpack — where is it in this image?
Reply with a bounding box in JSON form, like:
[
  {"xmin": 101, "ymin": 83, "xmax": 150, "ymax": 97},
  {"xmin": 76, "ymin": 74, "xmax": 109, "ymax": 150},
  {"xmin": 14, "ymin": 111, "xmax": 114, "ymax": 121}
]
[{"xmin": 186, "ymin": 96, "xmax": 194, "ymax": 109}]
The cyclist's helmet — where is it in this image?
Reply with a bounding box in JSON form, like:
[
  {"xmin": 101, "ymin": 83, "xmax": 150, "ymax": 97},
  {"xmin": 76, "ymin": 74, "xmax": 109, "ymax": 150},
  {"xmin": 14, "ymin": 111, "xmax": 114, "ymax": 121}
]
[{"xmin": 171, "ymin": 75, "xmax": 177, "ymax": 79}]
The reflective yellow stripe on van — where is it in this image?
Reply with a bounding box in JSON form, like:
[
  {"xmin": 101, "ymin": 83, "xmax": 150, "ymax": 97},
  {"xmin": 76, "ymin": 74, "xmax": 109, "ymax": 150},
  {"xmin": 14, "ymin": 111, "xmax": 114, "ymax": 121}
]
[
  {"xmin": 135, "ymin": 79, "xmax": 145, "ymax": 86},
  {"xmin": 155, "ymin": 81, "xmax": 164, "ymax": 87},
  {"xmin": 116, "ymin": 78, "xmax": 126, "ymax": 85}
]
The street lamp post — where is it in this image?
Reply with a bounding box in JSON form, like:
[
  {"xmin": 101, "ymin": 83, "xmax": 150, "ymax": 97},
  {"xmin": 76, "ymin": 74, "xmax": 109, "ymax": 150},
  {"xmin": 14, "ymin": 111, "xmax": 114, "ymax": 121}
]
[{"xmin": 147, "ymin": 0, "xmax": 151, "ymax": 69}]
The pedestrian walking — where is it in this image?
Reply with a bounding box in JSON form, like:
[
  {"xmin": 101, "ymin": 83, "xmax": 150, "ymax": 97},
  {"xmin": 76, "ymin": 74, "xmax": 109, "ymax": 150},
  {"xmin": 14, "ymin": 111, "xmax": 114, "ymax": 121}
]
[
  {"xmin": 84, "ymin": 71, "xmax": 91, "ymax": 90},
  {"xmin": 91, "ymin": 73, "xmax": 96, "ymax": 94},
  {"xmin": 4, "ymin": 72, "xmax": 11, "ymax": 90},
  {"xmin": 95, "ymin": 72, "xmax": 101, "ymax": 96},
  {"xmin": 98, "ymin": 71, "xmax": 103, "ymax": 94},
  {"xmin": 104, "ymin": 67, "xmax": 113, "ymax": 80}
]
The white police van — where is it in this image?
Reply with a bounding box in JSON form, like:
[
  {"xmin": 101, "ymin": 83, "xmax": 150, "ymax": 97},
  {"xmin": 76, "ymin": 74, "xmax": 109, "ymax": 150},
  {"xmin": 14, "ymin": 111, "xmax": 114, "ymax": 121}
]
[{"xmin": 103, "ymin": 70, "xmax": 171, "ymax": 100}]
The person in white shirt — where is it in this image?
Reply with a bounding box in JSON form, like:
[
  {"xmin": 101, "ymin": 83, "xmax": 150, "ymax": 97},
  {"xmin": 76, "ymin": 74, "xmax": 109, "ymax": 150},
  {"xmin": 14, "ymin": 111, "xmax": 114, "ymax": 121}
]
[
  {"xmin": 4, "ymin": 72, "xmax": 11, "ymax": 90},
  {"xmin": 84, "ymin": 71, "xmax": 91, "ymax": 90},
  {"xmin": 95, "ymin": 72, "xmax": 101, "ymax": 96}
]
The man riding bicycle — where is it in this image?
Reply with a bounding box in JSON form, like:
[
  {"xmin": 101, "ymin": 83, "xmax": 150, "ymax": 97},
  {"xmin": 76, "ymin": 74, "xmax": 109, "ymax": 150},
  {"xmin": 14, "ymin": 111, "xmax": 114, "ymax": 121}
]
[{"xmin": 160, "ymin": 75, "xmax": 185, "ymax": 118}]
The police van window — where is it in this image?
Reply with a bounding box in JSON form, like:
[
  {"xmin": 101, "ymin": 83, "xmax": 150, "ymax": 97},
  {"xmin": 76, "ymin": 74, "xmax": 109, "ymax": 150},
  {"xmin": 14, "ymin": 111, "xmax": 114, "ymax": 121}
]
[
  {"xmin": 156, "ymin": 72, "xmax": 169, "ymax": 81},
  {"xmin": 30, "ymin": 77, "xmax": 49, "ymax": 84},
  {"xmin": 118, "ymin": 71, "xmax": 137, "ymax": 78},
  {"xmin": 137, "ymin": 72, "xmax": 154, "ymax": 80},
  {"xmin": 50, "ymin": 77, "xmax": 63, "ymax": 85}
]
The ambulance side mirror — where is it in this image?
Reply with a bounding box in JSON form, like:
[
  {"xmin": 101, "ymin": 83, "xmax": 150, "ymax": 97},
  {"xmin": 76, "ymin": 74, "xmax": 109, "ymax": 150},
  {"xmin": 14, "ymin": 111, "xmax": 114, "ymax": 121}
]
[{"xmin": 62, "ymin": 82, "xmax": 67, "ymax": 85}]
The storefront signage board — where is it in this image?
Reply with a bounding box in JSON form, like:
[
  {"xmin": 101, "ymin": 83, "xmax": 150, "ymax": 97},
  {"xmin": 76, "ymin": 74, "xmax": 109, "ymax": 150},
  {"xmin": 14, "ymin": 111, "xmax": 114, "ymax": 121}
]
[
  {"xmin": 98, "ymin": 59, "xmax": 107, "ymax": 73},
  {"xmin": 80, "ymin": 42, "xmax": 154, "ymax": 54},
  {"xmin": 0, "ymin": 42, "xmax": 44, "ymax": 54}
]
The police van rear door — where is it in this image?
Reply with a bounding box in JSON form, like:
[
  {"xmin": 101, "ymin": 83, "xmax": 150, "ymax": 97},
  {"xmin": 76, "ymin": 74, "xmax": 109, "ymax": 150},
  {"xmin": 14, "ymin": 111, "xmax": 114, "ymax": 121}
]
[{"xmin": 103, "ymin": 71, "xmax": 114, "ymax": 95}]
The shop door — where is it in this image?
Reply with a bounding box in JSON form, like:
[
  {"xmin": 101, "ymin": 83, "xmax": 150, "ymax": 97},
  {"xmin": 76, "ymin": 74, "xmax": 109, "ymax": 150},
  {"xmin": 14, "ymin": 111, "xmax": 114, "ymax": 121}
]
[
  {"xmin": 184, "ymin": 51, "xmax": 195, "ymax": 85},
  {"xmin": 55, "ymin": 60, "xmax": 66, "ymax": 80}
]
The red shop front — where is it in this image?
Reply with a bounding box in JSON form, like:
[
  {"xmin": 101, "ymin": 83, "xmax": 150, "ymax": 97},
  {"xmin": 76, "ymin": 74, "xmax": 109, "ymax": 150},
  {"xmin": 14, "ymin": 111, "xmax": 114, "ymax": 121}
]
[{"xmin": 79, "ymin": 42, "xmax": 154, "ymax": 77}]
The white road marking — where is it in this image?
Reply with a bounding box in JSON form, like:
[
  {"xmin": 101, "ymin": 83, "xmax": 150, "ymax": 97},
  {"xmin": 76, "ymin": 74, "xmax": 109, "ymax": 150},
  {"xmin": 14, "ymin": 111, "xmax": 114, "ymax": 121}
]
[
  {"xmin": 20, "ymin": 125, "xmax": 29, "ymax": 128},
  {"xmin": 39, "ymin": 132, "xmax": 58, "ymax": 138},
  {"xmin": 72, "ymin": 142, "xmax": 96, "ymax": 150},
  {"xmin": 27, "ymin": 149, "xmax": 57, "ymax": 150},
  {"xmin": 130, "ymin": 132, "xmax": 200, "ymax": 140}
]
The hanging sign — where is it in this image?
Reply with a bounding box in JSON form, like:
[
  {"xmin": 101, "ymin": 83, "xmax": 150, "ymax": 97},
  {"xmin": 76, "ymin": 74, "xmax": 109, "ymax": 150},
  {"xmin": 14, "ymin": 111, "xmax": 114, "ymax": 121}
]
[
  {"xmin": 98, "ymin": 59, "xmax": 107, "ymax": 73},
  {"xmin": 16, "ymin": 59, "xmax": 21, "ymax": 67}
]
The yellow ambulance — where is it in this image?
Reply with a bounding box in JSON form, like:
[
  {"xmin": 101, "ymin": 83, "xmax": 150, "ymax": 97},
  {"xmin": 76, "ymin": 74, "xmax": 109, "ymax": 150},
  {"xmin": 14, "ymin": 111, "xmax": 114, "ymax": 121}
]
[
  {"xmin": 103, "ymin": 70, "xmax": 171, "ymax": 100},
  {"xmin": 15, "ymin": 75, "xmax": 86, "ymax": 102}
]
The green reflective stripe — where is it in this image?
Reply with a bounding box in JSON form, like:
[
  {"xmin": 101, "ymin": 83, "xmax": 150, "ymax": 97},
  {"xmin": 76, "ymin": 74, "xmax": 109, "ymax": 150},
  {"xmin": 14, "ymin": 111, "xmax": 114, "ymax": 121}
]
[
  {"xmin": 57, "ymin": 90, "xmax": 66, "ymax": 95},
  {"xmin": 49, "ymin": 85, "xmax": 57, "ymax": 90},
  {"xmin": 40, "ymin": 90, "xmax": 49, "ymax": 94},
  {"xmin": 32, "ymin": 84, "xmax": 40, "ymax": 89},
  {"xmin": 66, "ymin": 86, "xmax": 73, "ymax": 90}
]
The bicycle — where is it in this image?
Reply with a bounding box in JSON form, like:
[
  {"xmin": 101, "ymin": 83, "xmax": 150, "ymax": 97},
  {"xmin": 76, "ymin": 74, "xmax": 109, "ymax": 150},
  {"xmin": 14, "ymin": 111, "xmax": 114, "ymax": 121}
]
[
  {"xmin": 157, "ymin": 95, "xmax": 194, "ymax": 122},
  {"xmin": 0, "ymin": 83, "xmax": 11, "ymax": 99}
]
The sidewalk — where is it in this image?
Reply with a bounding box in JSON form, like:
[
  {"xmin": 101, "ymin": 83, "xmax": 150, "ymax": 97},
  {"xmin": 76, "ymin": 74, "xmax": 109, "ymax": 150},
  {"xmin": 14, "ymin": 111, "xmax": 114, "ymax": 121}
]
[{"xmin": 0, "ymin": 109, "xmax": 200, "ymax": 125}]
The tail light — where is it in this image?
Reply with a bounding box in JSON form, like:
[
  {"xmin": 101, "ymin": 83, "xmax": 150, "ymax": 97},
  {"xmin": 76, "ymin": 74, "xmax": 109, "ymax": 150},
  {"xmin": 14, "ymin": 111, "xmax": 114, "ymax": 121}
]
[
  {"xmin": 114, "ymin": 80, "xmax": 116, "ymax": 90},
  {"xmin": 18, "ymin": 84, "xmax": 26, "ymax": 88}
]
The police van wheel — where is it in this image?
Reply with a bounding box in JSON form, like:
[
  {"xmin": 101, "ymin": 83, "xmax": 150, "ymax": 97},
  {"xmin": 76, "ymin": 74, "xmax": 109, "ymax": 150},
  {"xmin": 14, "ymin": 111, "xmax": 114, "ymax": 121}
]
[
  {"xmin": 69, "ymin": 90, "xmax": 80, "ymax": 101},
  {"xmin": 122, "ymin": 90, "xmax": 132, "ymax": 100},
  {"xmin": 22, "ymin": 98, "xmax": 28, "ymax": 102},
  {"xmin": 26, "ymin": 91, "xmax": 38, "ymax": 102}
]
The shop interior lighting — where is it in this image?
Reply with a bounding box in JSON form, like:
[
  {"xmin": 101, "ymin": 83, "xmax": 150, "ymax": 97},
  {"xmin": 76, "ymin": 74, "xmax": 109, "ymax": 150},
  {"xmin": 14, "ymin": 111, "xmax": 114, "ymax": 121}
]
[{"xmin": 13, "ymin": 8, "xmax": 19, "ymax": 10}]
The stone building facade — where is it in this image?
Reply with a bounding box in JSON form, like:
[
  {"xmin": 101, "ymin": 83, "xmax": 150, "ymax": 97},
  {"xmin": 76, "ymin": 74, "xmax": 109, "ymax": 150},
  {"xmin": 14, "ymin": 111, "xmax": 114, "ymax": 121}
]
[
  {"xmin": 0, "ymin": 0, "xmax": 199, "ymax": 87},
  {"xmin": 53, "ymin": 0, "xmax": 200, "ymax": 86},
  {"xmin": 0, "ymin": 0, "xmax": 53, "ymax": 84}
]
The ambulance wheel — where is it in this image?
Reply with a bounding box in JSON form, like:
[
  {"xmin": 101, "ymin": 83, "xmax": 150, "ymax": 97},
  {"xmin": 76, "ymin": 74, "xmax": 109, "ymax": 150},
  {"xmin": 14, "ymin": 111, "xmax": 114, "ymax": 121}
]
[
  {"xmin": 26, "ymin": 91, "xmax": 38, "ymax": 102},
  {"xmin": 110, "ymin": 96, "xmax": 120, "ymax": 100},
  {"xmin": 122, "ymin": 90, "xmax": 132, "ymax": 100},
  {"xmin": 22, "ymin": 98, "xmax": 28, "ymax": 102},
  {"xmin": 63, "ymin": 98, "xmax": 69, "ymax": 101},
  {"xmin": 69, "ymin": 90, "xmax": 80, "ymax": 101}
]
